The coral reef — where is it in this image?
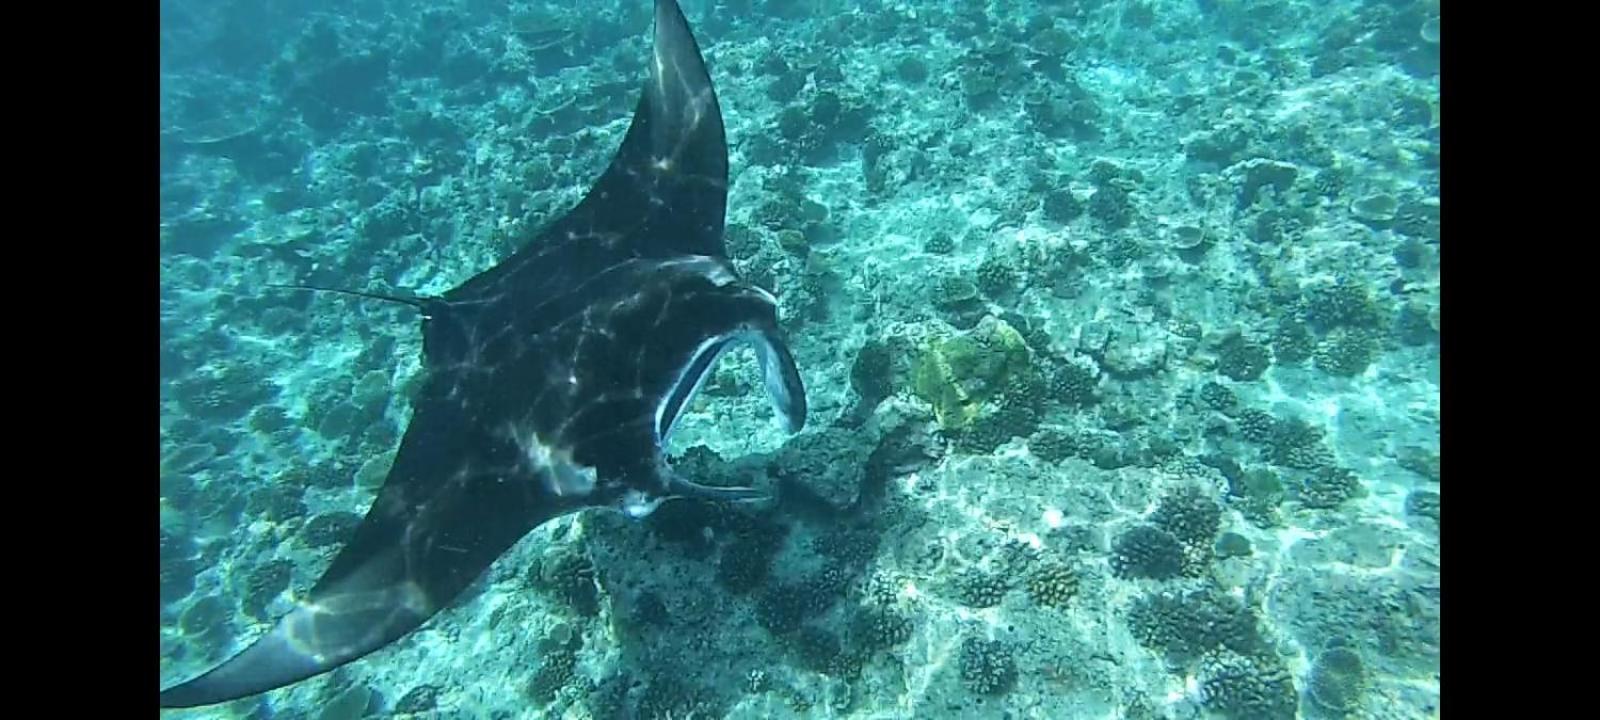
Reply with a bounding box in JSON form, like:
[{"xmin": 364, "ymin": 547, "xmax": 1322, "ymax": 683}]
[
  {"xmin": 159, "ymin": 1, "xmax": 1441, "ymax": 715},
  {"xmin": 911, "ymin": 315, "xmax": 1034, "ymax": 432}
]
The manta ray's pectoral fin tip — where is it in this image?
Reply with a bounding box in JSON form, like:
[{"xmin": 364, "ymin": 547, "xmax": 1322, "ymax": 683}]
[
  {"xmin": 158, "ymin": 607, "xmax": 332, "ymax": 708},
  {"xmin": 158, "ymin": 571, "xmax": 438, "ymax": 709}
]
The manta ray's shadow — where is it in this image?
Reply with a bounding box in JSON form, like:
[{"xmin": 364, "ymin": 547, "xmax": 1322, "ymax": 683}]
[{"xmin": 576, "ymin": 481, "xmax": 889, "ymax": 716}]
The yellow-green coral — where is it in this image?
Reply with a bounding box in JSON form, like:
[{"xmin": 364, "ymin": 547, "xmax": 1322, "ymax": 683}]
[{"xmin": 912, "ymin": 316, "xmax": 1031, "ymax": 431}]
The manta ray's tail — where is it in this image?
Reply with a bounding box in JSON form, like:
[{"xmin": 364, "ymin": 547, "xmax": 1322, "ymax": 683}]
[{"xmin": 265, "ymin": 283, "xmax": 435, "ymax": 311}]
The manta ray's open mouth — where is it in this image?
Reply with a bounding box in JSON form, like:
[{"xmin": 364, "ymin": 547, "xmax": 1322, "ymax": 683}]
[
  {"xmin": 656, "ymin": 327, "xmax": 807, "ymax": 447},
  {"xmin": 649, "ymin": 324, "xmax": 807, "ymax": 508}
]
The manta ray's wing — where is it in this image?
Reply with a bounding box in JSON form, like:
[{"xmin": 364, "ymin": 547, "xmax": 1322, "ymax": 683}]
[
  {"xmin": 445, "ymin": 0, "xmax": 729, "ymax": 307},
  {"xmin": 159, "ymin": 0, "xmax": 725, "ymax": 708},
  {"xmin": 158, "ymin": 371, "xmax": 567, "ymax": 708}
]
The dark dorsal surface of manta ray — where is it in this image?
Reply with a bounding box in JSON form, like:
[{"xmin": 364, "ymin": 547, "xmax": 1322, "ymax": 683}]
[{"xmin": 159, "ymin": 0, "xmax": 807, "ymax": 709}]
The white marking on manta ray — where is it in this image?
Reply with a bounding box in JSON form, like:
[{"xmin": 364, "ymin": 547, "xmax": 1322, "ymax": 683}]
[
  {"xmin": 656, "ymin": 254, "xmax": 737, "ymax": 287},
  {"xmin": 282, "ymin": 580, "xmax": 432, "ymax": 664},
  {"xmin": 621, "ymin": 488, "xmax": 664, "ymax": 518},
  {"xmin": 748, "ymin": 283, "xmax": 779, "ymax": 307},
  {"xmin": 503, "ymin": 421, "xmax": 596, "ymax": 498}
]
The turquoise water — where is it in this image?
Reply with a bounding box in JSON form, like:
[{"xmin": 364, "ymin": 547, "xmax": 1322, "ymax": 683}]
[{"xmin": 159, "ymin": 1, "xmax": 1440, "ymax": 718}]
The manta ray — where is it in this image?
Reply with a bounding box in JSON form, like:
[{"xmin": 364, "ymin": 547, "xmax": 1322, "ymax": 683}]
[{"xmin": 160, "ymin": 0, "xmax": 807, "ymax": 708}]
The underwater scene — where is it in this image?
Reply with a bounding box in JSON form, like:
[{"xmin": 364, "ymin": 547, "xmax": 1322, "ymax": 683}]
[{"xmin": 159, "ymin": 0, "xmax": 1440, "ymax": 718}]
